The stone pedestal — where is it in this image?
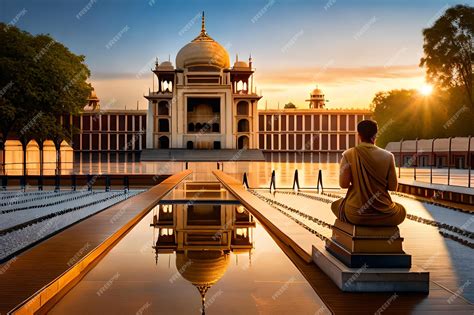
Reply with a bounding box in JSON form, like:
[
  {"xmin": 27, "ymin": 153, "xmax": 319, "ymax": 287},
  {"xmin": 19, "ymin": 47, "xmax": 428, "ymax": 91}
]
[
  {"xmin": 312, "ymin": 219, "xmax": 429, "ymax": 293},
  {"xmin": 325, "ymin": 219, "xmax": 411, "ymax": 268}
]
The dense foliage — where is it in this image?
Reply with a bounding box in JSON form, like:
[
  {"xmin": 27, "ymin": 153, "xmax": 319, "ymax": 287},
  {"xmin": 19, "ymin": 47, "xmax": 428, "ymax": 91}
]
[
  {"xmin": 420, "ymin": 4, "xmax": 474, "ymax": 108},
  {"xmin": 373, "ymin": 5, "xmax": 473, "ymax": 147},
  {"xmin": 372, "ymin": 88, "xmax": 474, "ymax": 148},
  {"xmin": 0, "ymin": 23, "xmax": 91, "ymax": 147}
]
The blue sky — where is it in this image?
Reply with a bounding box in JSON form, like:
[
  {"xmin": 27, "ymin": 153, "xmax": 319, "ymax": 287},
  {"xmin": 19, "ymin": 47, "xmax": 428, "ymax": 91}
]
[{"xmin": 1, "ymin": 0, "xmax": 470, "ymax": 109}]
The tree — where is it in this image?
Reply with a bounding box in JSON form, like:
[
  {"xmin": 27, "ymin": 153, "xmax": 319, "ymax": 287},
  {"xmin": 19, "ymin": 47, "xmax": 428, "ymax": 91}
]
[
  {"xmin": 0, "ymin": 23, "xmax": 91, "ymax": 175},
  {"xmin": 371, "ymin": 89, "xmax": 449, "ymax": 148},
  {"xmin": 284, "ymin": 102, "xmax": 297, "ymax": 109},
  {"xmin": 420, "ymin": 5, "xmax": 474, "ymax": 108}
]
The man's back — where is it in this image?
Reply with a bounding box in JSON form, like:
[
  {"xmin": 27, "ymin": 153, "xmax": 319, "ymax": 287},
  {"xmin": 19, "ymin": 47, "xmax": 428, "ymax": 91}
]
[
  {"xmin": 331, "ymin": 119, "xmax": 406, "ymax": 226},
  {"xmin": 340, "ymin": 142, "xmax": 398, "ymax": 214}
]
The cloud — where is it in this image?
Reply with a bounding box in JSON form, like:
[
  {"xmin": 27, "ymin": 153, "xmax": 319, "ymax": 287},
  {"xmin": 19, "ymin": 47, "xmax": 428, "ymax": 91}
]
[
  {"xmin": 88, "ymin": 64, "xmax": 425, "ymax": 111},
  {"xmin": 91, "ymin": 72, "xmax": 142, "ymax": 80},
  {"xmin": 256, "ymin": 64, "xmax": 424, "ymax": 85},
  {"xmin": 92, "ymin": 64, "xmax": 423, "ymax": 86}
]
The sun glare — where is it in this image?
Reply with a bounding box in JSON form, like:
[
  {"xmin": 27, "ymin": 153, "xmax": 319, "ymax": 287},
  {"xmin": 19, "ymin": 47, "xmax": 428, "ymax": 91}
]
[{"xmin": 419, "ymin": 84, "xmax": 433, "ymax": 96}]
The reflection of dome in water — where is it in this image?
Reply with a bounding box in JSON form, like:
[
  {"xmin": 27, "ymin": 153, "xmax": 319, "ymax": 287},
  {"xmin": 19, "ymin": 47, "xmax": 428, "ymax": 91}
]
[
  {"xmin": 176, "ymin": 250, "xmax": 229, "ymax": 314},
  {"xmin": 176, "ymin": 250, "xmax": 229, "ymax": 286}
]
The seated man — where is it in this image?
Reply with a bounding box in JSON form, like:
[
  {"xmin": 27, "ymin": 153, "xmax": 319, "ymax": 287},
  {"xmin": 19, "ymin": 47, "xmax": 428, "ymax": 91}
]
[{"xmin": 331, "ymin": 120, "xmax": 406, "ymax": 226}]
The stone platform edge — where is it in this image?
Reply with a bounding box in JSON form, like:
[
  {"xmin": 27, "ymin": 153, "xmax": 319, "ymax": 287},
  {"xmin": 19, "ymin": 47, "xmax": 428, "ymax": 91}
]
[
  {"xmin": 312, "ymin": 243, "xmax": 430, "ymax": 293},
  {"xmin": 8, "ymin": 170, "xmax": 192, "ymax": 315},
  {"xmin": 213, "ymin": 170, "xmax": 313, "ymax": 262}
]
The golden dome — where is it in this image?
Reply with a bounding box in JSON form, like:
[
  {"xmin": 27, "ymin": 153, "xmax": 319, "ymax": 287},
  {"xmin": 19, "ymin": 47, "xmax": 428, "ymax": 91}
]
[
  {"xmin": 176, "ymin": 13, "xmax": 230, "ymax": 70},
  {"xmin": 233, "ymin": 60, "xmax": 249, "ymax": 69},
  {"xmin": 89, "ymin": 90, "xmax": 98, "ymax": 100},
  {"xmin": 175, "ymin": 250, "xmax": 229, "ymax": 286},
  {"xmin": 158, "ymin": 61, "xmax": 174, "ymax": 70}
]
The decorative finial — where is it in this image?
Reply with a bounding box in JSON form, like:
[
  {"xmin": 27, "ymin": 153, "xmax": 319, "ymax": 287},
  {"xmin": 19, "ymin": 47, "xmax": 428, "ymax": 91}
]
[
  {"xmin": 155, "ymin": 57, "xmax": 159, "ymax": 68},
  {"xmin": 236, "ymin": 54, "xmax": 239, "ymax": 62},
  {"xmin": 201, "ymin": 11, "xmax": 206, "ymax": 34},
  {"xmin": 168, "ymin": 54, "xmax": 170, "ymax": 62}
]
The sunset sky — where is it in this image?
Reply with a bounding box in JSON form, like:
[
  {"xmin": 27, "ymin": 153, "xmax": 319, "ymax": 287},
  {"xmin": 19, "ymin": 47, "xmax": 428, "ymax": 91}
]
[{"xmin": 1, "ymin": 0, "xmax": 466, "ymax": 110}]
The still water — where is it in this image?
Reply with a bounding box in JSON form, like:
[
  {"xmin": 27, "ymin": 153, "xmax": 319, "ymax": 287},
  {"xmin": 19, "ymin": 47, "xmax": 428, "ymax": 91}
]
[
  {"xmin": 49, "ymin": 200, "xmax": 329, "ymax": 314},
  {"xmin": 4, "ymin": 152, "xmax": 472, "ymax": 188}
]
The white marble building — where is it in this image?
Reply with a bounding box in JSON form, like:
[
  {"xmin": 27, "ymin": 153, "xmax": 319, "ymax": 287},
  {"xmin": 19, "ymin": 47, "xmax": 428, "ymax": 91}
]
[{"xmin": 145, "ymin": 13, "xmax": 261, "ymax": 150}]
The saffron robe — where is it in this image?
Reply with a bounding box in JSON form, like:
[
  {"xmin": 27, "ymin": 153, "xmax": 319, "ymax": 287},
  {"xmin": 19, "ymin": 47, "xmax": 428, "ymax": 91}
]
[{"xmin": 331, "ymin": 142, "xmax": 406, "ymax": 226}]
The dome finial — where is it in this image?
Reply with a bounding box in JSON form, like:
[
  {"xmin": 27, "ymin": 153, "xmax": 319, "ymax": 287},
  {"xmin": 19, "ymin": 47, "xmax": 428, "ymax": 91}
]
[{"xmin": 201, "ymin": 11, "xmax": 206, "ymax": 35}]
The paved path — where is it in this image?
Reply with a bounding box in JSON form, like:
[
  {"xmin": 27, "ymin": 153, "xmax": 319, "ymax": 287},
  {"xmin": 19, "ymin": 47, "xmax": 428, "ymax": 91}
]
[
  {"xmin": 213, "ymin": 170, "xmax": 474, "ymax": 314},
  {"xmin": 0, "ymin": 170, "xmax": 191, "ymax": 314}
]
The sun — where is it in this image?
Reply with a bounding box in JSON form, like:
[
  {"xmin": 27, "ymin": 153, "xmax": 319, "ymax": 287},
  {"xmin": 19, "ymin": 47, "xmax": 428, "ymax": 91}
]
[{"xmin": 419, "ymin": 84, "xmax": 433, "ymax": 96}]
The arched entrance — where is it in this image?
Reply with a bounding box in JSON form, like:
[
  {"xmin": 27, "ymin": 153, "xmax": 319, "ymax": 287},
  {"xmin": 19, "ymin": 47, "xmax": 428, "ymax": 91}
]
[
  {"xmin": 43, "ymin": 140, "xmax": 56, "ymax": 175},
  {"xmin": 237, "ymin": 136, "xmax": 249, "ymax": 149},
  {"xmin": 158, "ymin": 136, "xmax": 170, "ymax": 149},
  {"xmin": 26, "ymin": 140, "xmax": 40, "ymax": 175}
]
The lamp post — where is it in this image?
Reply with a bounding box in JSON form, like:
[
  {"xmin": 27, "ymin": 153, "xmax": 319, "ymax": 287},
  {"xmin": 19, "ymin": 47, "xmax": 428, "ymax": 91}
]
[
  {"xmin": 468, "ymin": 135, "xmax": 472, "ymax": 188},
  {"xmin": 414, "ymin": 138, "xmax": 418, "ymax": 181},
  {"xmin": 447, "ymin": 137, "xmax": 452, "ymax": 186},
  {"xmin": 430, "ymin": 138, "xmax": 437, "ymax": 184},
  {"xmin": 398, "ymin": 139, "xmax": 404, "ymax": 179}
]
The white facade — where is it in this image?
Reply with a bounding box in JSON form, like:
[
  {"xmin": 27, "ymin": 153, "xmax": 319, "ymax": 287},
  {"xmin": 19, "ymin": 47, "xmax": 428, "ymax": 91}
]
[{"xmin": 145, "ymin": 14, "xmax": 261, "ymax": 150}]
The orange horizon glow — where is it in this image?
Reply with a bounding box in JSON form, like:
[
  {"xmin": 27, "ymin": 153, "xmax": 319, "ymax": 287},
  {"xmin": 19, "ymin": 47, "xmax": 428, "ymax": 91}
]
[{"xmin": 90, "ymin": 64, "xmax": 425, "ymax": 111}]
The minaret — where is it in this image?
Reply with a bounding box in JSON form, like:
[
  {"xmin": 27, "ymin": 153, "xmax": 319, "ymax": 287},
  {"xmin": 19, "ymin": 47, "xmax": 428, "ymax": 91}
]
[
  {"xmin": 201, "ymin": 11, "xmax": 206, "ymax": 35},
  {"xmin": 306, "ymin": 86, "xmax": 326, "ymax": 109},
  {"xmin": 194, "ymin": 11, "xmax": 212, "ymax": 41}
]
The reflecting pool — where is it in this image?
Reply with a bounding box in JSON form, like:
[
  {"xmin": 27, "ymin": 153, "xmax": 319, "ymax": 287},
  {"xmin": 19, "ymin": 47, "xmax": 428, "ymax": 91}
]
[{"xmin": 49, "ymin": 182, "xmax": 329, "ymax": 314}]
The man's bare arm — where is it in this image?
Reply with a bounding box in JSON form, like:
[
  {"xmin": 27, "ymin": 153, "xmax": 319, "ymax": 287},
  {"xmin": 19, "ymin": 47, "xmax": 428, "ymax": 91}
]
[
  {"xmin": 387, "ymin": 154, "xmax": 398, "ymax": 191},
  {"xmin": 339, "ymin": 155, "xmax": 352, "ymax": 188}
]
